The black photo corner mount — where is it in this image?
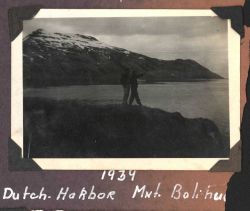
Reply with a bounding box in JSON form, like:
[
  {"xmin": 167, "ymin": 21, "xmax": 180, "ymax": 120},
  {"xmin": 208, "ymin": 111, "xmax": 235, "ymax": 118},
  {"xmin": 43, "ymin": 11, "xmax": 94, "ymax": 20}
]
[
  {"xmin": 211, "ymin": 6, "xmax": 244, "ymax": 38},
  {"xmin": 8, "ymin": 138, "xmax": 41, "ymax": 171},
  {"xmin": 8, "ymin": 6, "xmax": 41, "ymax": 41},
  {"xmin": 210, "ymin": 141, "xmax": 241, "ymax": 172},
  {"xmin": 243, "ymin": 0, "xmax": 250, "ymax": 26}
]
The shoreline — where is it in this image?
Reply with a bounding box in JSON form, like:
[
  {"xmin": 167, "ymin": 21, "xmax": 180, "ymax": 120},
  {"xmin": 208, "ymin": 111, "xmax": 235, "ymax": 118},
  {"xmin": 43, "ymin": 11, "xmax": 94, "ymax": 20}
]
[{"xmin": 23, "ymin": 78, "xmax": 227, "ymax": 89}]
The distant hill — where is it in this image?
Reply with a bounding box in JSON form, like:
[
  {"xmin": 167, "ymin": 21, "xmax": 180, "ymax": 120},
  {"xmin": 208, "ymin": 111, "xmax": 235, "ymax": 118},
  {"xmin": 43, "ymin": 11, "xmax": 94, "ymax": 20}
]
[{"xmin": 23, "ymin": 29, "xmax": 223, "ymax": 87}]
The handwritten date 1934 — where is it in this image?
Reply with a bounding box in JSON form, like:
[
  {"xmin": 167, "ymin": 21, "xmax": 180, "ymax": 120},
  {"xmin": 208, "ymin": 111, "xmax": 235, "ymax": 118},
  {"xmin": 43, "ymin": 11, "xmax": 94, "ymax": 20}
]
[{"xmin": 101, "ymin": 170, "xmax": 136, "ymax": 182}]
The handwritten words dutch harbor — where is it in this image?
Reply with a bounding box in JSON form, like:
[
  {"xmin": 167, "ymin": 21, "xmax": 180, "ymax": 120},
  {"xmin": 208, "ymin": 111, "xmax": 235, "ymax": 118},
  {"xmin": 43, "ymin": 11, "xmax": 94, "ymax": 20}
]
[{"xmin": 1, "ymin": 170, "xmax": 226, "ymax": 202}]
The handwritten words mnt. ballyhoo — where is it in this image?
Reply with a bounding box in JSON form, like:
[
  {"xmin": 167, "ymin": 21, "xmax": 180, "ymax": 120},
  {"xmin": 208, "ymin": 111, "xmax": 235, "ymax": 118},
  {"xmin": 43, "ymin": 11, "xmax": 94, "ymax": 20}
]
[{"xmin": 1, "ymin": 170, "xmax": 226, "ymax": 202}]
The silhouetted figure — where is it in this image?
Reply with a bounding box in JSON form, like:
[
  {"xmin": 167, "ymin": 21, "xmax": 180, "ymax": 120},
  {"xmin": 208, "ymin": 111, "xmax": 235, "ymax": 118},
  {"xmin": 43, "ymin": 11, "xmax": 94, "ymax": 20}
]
[
  {"xmin": 129, "ymin": 70, "xmax": 143, "ymax": 106},
  {"xmin": 120, "ymin": 71, "xmax": 130, "ymax": 104}
]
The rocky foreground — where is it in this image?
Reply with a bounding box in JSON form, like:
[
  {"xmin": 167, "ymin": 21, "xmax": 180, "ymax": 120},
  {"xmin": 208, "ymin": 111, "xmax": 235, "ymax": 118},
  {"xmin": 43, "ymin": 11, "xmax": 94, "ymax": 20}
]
[{"xmin": 24, "ymin": 98, "xmax": 227, "ymax": 158}]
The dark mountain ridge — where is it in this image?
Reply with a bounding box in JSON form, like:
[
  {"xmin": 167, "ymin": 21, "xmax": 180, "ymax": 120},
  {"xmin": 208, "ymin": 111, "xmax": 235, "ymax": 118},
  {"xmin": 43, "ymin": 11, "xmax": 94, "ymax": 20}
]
[{"xmin": 23, "ymin": 29, "xmax": 223, "ymax": 88}]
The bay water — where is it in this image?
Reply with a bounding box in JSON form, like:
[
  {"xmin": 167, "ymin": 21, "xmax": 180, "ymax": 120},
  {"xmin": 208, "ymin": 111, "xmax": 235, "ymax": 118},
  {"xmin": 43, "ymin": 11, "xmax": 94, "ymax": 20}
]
[{"xmin": 24, "ymin": 79, "xmax": 229, "ymax": 139}]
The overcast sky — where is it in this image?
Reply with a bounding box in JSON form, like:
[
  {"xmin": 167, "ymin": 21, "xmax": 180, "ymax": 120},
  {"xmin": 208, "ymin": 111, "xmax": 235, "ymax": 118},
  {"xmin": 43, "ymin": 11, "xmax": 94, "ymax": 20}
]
[{"xmin": 24, "ymin": 17, "xmax": 228, "ymax": 77}]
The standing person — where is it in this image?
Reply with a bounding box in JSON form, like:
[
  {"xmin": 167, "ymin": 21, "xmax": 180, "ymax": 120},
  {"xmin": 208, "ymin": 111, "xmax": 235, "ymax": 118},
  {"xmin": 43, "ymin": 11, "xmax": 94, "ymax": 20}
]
[
  {"xmin": 120, "ymin": 70, "xmax": 130, "ymax": 104},
  {"xmin": 129, "ymin": 70, "xmax": 143, "ymax": 106}
]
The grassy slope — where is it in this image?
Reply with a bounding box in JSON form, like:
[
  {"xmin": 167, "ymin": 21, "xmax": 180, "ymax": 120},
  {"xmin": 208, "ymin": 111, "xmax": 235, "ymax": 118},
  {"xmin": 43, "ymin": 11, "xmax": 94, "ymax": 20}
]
[{"xmin": 24, "ymin": 98, "xmax": 228, "ymax": 158}]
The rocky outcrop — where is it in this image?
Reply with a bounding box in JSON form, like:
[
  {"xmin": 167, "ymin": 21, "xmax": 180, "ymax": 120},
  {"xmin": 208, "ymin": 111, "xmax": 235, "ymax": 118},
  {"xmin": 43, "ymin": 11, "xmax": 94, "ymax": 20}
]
[{"xmin": 24, "ymin": 98, "xmax": 227, "ymax": 158}]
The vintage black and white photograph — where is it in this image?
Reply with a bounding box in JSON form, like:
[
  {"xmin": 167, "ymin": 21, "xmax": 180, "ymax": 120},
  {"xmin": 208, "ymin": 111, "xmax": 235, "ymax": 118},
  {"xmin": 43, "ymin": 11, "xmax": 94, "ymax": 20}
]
[{"xmin": 21, "ymin": 13, "xmax": 233, "ymax": 159}]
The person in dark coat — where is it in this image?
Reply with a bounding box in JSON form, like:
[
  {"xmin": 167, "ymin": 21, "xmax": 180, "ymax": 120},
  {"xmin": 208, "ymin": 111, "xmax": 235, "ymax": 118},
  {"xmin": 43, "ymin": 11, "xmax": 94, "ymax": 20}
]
[
  {"xmin": 120, "ymin": 70, "xmax": 130, "ymax": 104},
  {"xmin": 129, "ymin": 70, "xmax": 143, "ymax": 106}
]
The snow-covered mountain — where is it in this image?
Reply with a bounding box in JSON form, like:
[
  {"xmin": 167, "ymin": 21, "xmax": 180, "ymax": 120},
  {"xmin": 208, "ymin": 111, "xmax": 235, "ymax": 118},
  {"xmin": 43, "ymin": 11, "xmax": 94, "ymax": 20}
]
[{"xmin": 23, "ymin": 29, "xmax": 222, "ymax": 87}]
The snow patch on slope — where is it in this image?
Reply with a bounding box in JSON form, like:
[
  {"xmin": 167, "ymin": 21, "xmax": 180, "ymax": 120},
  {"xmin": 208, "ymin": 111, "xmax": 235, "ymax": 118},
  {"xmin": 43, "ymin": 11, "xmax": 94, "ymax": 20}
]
[{"xmin": 27, "ymin": 29, "xmax": 118, "ymax": 52}]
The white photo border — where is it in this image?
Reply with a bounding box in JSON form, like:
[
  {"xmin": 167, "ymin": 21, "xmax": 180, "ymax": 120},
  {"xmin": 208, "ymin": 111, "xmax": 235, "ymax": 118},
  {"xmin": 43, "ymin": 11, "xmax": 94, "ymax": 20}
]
[{"xmin": 11, "ymin": 9, "xmax": 240, "ymax": 170}]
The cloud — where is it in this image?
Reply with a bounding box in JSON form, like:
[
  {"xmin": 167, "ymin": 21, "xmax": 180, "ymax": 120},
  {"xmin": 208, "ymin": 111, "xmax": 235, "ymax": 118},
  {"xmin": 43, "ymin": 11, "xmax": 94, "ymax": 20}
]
[{"xmin": 24, "ymin": 16, "xmax": 227, "ymax": 37}]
